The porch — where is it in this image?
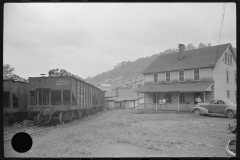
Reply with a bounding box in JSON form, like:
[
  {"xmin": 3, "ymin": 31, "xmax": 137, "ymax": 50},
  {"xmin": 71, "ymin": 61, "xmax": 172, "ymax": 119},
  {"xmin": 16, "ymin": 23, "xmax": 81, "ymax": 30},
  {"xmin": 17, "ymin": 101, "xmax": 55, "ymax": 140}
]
[{"xmin": 136, "ymin": 82, "xmax": 214, "ymax": 112}]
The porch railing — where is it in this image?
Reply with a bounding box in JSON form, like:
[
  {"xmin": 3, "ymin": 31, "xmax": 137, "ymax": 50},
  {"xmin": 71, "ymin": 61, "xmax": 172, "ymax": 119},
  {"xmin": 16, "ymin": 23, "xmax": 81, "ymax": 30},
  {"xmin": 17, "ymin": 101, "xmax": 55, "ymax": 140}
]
[{"xmin": 133, "ymin": 103, "xmax": 193, "ymax": 111}]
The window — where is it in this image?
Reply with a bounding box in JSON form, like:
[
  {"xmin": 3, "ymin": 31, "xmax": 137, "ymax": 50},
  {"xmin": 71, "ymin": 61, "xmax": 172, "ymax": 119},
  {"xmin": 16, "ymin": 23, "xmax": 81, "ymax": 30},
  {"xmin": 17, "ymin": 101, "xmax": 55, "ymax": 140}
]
[
  {"xmin": 153, "ymin": 74, "xmax": 158, "ymax": 84},
  {"xmin": 165, "ymin": 72, "xmax": 171, "ymax": 83},
  {"xmin": 227, "ymin": 91, "xmax": 230, "ymax": 99},
  {"xmin": 230, "ymin": 54, "xmax": 232, "ymax": 65},
  {"xmin": 224, "ymin": 52, "xmax": 227, "ymax": 63},
  {"xmin": 225, "ymin": 52, "xmax": 232, "ymax": 65},
  {"xmin": 227, "ymin": 53, "xmax": 230, "ymax": 64},
  {"xmin": 226, "ymin": 70, "xmax": 229, "ymax": 83},
  {"xmin": 165, "ymin": 93, "xmax": 172, "ymax": 103},
  {"xmin": 210, "ymin": 99, "xmax": 218, "ymax": 104},
  {"xmin": 179, "ymin": 71, "xmax": 185, "ymax": 82},
  {"xmin": 179, "ymin": 93, "xmax": 185, "ymax": 103},
  {"xmin": 193, "ymin": 69, "xmax": 200, "ymax": 81}
]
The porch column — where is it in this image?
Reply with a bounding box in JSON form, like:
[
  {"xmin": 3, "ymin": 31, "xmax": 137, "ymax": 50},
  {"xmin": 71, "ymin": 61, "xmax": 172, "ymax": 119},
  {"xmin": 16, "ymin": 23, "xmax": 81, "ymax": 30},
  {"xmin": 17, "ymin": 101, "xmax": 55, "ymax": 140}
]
[
  {"xmin": 37, "ymin": 90, "xmax": 39, "ymax": 106},
  {"xmin": 178, "ymin": 92, "xmax": 179, "ymax": 111},
  {"xmin": 138, "ymin": 93, "xmax": 139, "ymax": 109},
  {"xmin": 156, "ymin": 93, "xmax": 157, "ymax": 111},
  {"xmin": 203, "ymin": 92, "xmax": 206, "ymax": 102}
]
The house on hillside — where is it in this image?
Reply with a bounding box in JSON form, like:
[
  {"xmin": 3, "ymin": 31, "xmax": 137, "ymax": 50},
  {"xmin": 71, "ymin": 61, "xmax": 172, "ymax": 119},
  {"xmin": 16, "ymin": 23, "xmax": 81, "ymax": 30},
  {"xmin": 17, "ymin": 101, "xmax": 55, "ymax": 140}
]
[
  {"xmin": 136, "ymin": 43, "xmax": 236, "ymax": 111},
  {"xmin": 97, "ymin": 83, "xmax": 112, "ymax": 91},
  {"xmin": 105, "ymin": 88, "xmax": 144, "ymax": 109}
]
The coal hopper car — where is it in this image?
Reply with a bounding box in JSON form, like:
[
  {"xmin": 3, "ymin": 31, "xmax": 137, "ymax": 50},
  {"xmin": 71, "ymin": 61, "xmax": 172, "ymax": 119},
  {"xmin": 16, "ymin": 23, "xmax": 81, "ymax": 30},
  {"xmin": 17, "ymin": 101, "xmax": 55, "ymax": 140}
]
[
  {"xmin": 27, "ymin": 76, "xmax": 105, "ymax": 125},
  {"xmin": 3, "ymin": 80, "xmax": 29, "ymax": 123}
]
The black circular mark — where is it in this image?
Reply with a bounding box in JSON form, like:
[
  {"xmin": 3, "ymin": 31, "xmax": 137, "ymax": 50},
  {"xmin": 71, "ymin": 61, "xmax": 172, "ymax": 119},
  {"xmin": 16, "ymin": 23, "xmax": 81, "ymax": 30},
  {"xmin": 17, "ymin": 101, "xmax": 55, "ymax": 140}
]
[{"xmin": 11, "ymin": 132, "xmax": 33, "ymax": 153}]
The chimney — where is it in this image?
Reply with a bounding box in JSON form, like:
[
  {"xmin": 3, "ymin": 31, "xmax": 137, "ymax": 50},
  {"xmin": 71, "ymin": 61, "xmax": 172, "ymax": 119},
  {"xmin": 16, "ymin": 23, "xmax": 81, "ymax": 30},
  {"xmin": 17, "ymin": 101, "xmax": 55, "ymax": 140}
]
[
  {"xmin": 178, "ymin": 44, "xmax": 185, "ymax": 60},
  {"xmin": 116, "ymin": 87, "xmax": 119, "ymax": 97}
]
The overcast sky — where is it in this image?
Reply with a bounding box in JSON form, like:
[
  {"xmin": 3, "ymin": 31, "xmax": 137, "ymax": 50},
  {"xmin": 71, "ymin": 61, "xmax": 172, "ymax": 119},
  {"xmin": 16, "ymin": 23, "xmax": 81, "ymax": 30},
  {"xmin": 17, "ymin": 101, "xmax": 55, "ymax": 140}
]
[{"xmin": 4, "ymin": 3, "xmax": 236, "ymax": 79}]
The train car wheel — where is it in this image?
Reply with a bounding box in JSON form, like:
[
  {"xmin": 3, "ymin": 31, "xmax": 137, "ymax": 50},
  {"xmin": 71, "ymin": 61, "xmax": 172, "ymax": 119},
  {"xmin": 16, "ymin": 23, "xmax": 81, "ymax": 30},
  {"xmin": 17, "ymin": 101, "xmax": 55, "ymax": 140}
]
[
  {"xmin": 73, "ymin": 112, "xmax": 77, "ymax": 120},
  {"xmin": 77, "ymin": 110, "xmax": 83, "ymax": 119},
  {"xmin": 62, "ymin": 112, "xmax": 72, "ymax": 123},
  {"xmin": 86, "ymin": 110, "xmax": 89, "ymax": 117},
  {"xmin": 37, "ymin": 114, "xmax": 44, "ymax": 125},
  {"xmin": 59, "ymin": 112, "xmax": 63, "ymax": 125}
]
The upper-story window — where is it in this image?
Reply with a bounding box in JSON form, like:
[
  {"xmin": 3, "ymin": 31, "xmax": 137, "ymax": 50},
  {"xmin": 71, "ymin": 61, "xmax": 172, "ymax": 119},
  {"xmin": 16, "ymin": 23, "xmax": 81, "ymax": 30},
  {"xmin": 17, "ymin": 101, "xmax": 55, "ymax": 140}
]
[
  {"xmin": 226, "ymin": 70, "xmax": 229, "ymax": 83},
  {"xmin": 230, "ymin": 54, "xmax": 232, "ymax": 65},
  {"xmin": 178, "ymin": 71, "xmax": 185, "ymax": 82},
  {"xmin": 193, "ymin": 69, "xmax": 200, "ymax": 81},
  {"xmin": 225, "ymin": 52, "xmax": 227, "ymax": 63},
  {"xmin": 225, "ymin": 52, "xmax": 232, "ymax": 65},
  {"xmin": 165, "ymin": 72, "xmax": 171, "ymax": 83},
  {"xmin": 153, "ymin": 74, "xmax": 158, "ymax": 84}
]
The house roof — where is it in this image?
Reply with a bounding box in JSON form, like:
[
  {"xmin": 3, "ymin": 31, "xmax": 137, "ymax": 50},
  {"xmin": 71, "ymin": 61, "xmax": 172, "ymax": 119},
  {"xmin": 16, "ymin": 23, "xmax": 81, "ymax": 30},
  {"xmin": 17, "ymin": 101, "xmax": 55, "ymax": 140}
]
[
  {"xmin": 105, "ymin": 90, "xmax": 117, "ymax": 98},
  {"xmin": 136, "ymin": 82, "xmax": 214, "ymax": 93},
  {"xmin": 105, "ymin": 88, "xmax": 144, "ymax": 101},
  {"xmin": 142, "ymin": 43, "xmax": 232, "ymax": 74}
]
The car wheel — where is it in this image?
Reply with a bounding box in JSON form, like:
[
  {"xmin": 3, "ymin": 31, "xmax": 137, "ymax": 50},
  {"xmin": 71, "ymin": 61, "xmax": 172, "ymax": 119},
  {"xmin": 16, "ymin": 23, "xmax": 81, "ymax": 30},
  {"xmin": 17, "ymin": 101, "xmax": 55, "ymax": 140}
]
[
  {"xmin": 194, "ymin": 109, "xmax": 201, "ymax": 116},
  {"xmin": 226, "ymin": 110, "xmax": 235, "ymax": 118}
]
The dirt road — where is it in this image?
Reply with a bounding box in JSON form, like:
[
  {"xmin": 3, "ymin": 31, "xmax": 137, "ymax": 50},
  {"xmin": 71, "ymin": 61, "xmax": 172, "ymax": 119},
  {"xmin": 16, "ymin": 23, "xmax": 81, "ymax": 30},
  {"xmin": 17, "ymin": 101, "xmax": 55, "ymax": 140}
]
[{"xmin": 4, "ymin": 109, "xmax": 235, "ymax": 157}]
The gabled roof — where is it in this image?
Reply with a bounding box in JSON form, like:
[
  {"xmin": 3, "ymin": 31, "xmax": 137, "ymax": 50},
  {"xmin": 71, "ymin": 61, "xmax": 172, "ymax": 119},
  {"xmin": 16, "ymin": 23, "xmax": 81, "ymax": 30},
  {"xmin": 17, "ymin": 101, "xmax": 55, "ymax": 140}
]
[
  {"xmin": 105, "ymin": 88, "xmax": 144, "ymax": 101},
  {"xmin": 142, "ymin": 43, "xmax": 232, "ymax": 74},
  {"xmin": 105, "ymin": 90, "xmax": 117, "ymax": 98}
]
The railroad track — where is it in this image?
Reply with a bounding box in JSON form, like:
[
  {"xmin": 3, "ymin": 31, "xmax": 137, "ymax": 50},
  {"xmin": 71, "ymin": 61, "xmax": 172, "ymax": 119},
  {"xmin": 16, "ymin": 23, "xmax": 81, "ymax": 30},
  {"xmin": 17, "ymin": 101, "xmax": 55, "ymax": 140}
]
[
  {"xmin": 4, "ymin": 125, "xmax": 40, "ymax": 135},
  {"xmin": 4, "ymin": 125, "xmax": 57, "ymax": 145}
]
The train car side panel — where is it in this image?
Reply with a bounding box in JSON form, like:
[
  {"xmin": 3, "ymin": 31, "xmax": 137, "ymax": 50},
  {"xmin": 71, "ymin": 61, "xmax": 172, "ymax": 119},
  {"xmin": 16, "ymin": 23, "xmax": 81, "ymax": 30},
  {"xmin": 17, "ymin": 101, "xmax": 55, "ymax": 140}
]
[{"xmin": 71, "ymin": 78, "xmax": 77, "ymax": 106}]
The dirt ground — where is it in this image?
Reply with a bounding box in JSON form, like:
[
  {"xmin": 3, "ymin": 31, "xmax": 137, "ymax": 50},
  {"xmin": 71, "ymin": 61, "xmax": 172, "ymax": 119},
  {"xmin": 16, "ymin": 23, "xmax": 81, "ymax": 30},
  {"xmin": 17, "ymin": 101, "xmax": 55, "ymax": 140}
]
[{"xmin": 4, "ymin": 109, "xmax": 235, "ymax": 157}]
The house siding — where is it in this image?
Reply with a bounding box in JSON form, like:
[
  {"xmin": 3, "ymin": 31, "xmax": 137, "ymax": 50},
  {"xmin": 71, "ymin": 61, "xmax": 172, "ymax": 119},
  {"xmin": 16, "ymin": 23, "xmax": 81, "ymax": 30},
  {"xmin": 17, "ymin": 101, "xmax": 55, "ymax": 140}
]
[
  {"xmin": 214, "ymin": 47, "xmax": 236, "ymax": 103},
  {"xmin": 106, "ymin": 100, "xmax": 115, "ymax": 109},
  {"xmin": 144, "ymin": 67, "xmax": 214, "ymax": 85}
]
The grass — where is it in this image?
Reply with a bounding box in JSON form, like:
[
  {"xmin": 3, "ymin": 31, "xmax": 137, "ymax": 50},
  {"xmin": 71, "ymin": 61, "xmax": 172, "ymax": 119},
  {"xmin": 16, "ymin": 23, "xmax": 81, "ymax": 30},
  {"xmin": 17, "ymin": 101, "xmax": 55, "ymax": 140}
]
[{"xmin": 15, "ymin": 109, "xmax": 234, "ymax": 157}]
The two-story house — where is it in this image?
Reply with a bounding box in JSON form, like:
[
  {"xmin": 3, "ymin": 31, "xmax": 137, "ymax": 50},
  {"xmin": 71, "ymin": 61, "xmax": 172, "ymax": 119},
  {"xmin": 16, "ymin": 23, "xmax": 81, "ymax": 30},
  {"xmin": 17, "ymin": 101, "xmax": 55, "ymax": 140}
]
[{"xmin": 136, "ymin": 43, "xmax": 236, "ymax": 111}]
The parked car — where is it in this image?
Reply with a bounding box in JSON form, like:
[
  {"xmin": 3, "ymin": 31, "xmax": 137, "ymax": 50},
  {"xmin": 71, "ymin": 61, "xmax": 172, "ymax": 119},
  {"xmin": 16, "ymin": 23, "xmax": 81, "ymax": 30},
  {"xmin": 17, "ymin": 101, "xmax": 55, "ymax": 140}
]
[{"xmin": 192, "ymin": 99, "xmax": 237, "ymax": 118}]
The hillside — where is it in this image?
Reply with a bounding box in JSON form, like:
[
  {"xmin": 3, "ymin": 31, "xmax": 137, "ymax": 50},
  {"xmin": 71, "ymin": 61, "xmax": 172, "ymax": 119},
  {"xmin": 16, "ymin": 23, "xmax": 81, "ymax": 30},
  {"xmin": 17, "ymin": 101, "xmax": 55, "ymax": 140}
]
[
  {"xmin": 85, "ymin": 43, "xmax": 236, "ymax": 90},
  {"xmin": 85, "ymin": 48, "xmax": 179, "ymax": 89}
]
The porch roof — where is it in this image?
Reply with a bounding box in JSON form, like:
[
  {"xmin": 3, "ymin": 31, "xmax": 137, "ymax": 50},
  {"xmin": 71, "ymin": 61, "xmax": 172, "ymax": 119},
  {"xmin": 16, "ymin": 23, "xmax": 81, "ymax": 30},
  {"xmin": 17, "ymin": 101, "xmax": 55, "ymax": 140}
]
[{"xmin": 136, "ymin": 82, "xmax": 214, "ymax": 93}]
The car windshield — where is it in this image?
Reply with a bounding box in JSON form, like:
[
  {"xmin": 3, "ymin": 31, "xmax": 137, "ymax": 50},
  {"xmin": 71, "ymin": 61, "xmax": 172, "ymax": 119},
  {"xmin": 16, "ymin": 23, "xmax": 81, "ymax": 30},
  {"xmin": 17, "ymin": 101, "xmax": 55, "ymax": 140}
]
[{"xmin": 225, "ymin": 100, "xmax": 235, "ymax": 105}]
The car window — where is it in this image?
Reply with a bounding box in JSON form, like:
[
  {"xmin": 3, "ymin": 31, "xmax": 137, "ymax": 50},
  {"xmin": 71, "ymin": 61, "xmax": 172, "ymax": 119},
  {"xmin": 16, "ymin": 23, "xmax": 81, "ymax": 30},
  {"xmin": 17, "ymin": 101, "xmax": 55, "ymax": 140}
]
[
  {"xmin": 210, "ymin": 100, "xmax": 218, "ymax": 104},
  {"xmin": 219, "ymin": 100, "xmax": 224, "ymax": 104}
]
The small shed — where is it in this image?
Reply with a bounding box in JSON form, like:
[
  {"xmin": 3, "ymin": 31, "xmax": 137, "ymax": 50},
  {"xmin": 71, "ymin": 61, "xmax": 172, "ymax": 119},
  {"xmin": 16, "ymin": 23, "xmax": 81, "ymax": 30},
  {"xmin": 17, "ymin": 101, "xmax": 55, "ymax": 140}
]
[{"xmin": 105, "ymin": 88, "xmax": 144, "ymax": 109}]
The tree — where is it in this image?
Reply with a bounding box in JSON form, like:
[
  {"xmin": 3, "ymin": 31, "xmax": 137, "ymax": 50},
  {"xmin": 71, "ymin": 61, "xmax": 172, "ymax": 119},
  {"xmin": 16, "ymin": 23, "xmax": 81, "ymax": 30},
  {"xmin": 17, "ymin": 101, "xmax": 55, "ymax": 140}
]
[
  {"xmin": 198, "ymin": 43, "xmax": 208, "ymax": 48},
  {"xmin": 207, "ymin": 43, "xmax": 211, "ymax": 47},
  {"xmin": 3, "ymin": 64, "xmax": 15, "ymax": 78},
  {"xmin": 186, "ymin": 43, "xmax": 197, "ymax": 50}
]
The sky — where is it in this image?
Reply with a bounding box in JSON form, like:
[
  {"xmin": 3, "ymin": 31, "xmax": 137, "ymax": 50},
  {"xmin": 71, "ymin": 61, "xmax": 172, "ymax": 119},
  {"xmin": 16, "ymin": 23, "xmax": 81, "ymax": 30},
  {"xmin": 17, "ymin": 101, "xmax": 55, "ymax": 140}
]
[{"xmin": 3, "ymin": 3, "xmax": 236, "ymax": 79}]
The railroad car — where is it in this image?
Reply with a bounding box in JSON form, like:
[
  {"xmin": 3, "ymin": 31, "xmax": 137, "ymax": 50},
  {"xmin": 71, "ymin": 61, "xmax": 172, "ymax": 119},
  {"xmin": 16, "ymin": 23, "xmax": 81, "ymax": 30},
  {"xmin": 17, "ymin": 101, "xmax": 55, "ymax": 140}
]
[
  {"xmin": 3, "ymin": 80, "xmax": 29, "ymax": 123},
  {"xmin": 27, "ymin": 76, "xmax": 105, "ymax": 125}
]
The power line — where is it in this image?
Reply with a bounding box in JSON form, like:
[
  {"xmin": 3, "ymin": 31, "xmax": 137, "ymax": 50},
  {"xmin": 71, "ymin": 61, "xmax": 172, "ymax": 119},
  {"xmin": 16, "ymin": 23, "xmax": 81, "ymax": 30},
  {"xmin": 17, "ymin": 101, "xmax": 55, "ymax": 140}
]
[
  {"xmin": 218, "ymin": 3, "xmax": 227, "ymax": 45},
  {"xmin": 215, "ymin": 3, "xmax": 227, "ymax": 64}
]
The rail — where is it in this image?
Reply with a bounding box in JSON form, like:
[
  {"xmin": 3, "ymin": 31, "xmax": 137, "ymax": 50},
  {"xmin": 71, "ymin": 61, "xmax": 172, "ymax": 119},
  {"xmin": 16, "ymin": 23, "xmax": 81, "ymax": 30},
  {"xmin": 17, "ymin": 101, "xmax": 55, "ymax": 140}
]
[{"xmin": 4, "ymin": 125, "xmax": 57, "ymax": 145}]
